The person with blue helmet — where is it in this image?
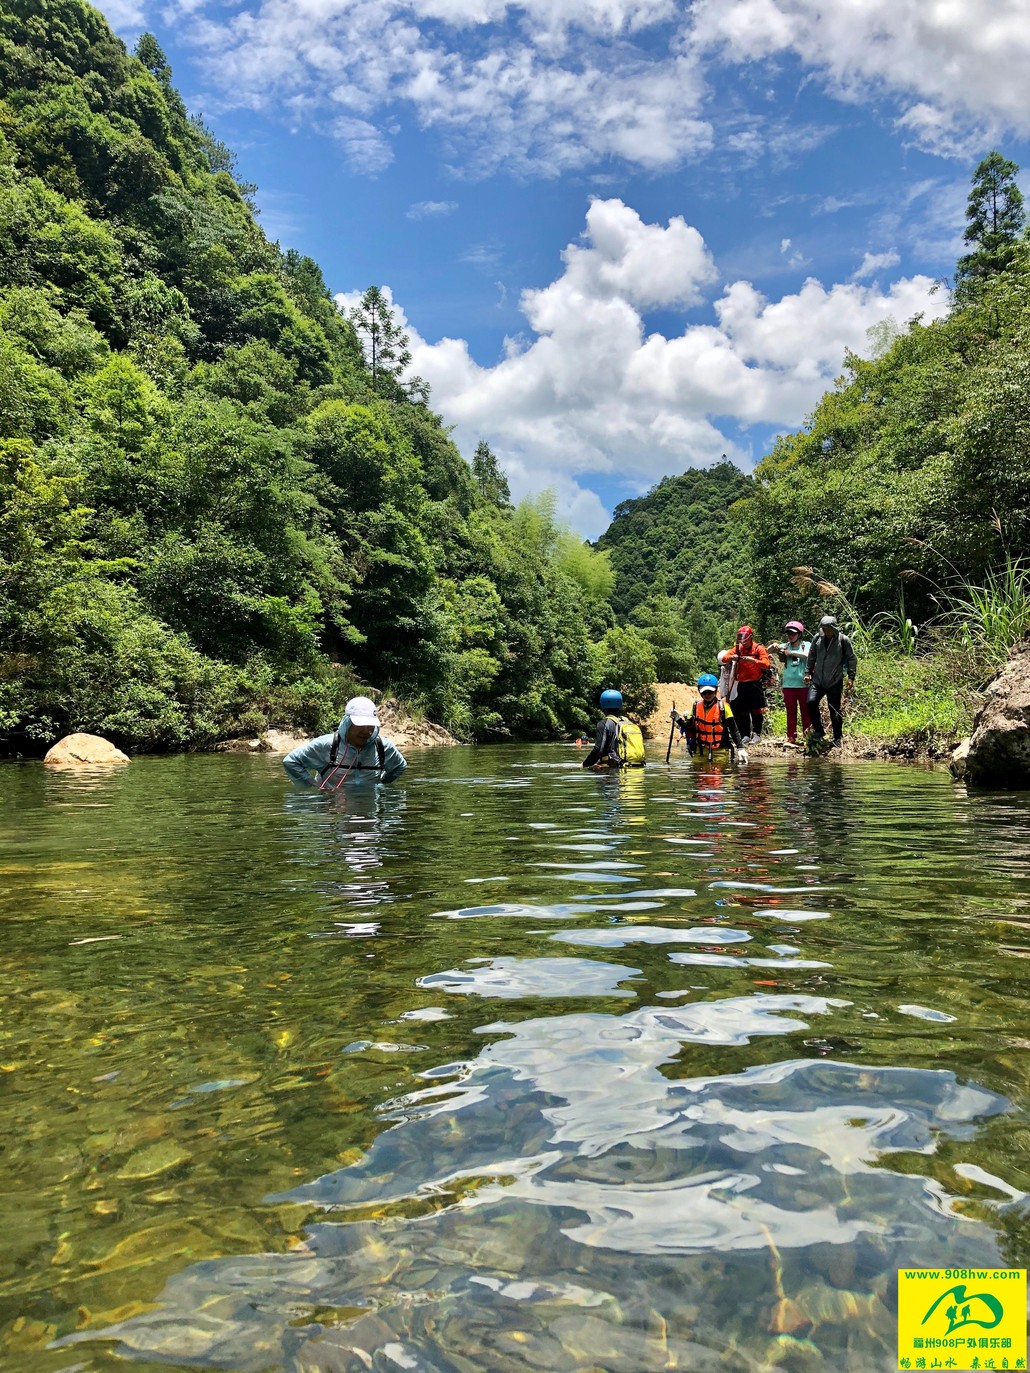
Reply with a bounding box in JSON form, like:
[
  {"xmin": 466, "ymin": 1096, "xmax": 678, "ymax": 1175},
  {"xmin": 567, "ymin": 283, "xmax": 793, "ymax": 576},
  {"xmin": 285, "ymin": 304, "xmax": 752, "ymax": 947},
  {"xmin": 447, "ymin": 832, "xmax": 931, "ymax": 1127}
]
[
  {"xmin": 582, "ymin": 689, "xmax": 647, "ymax": 769},
  {"xmin": 671, "ymin": 673, "xmax": 748, "ymax": 762}
]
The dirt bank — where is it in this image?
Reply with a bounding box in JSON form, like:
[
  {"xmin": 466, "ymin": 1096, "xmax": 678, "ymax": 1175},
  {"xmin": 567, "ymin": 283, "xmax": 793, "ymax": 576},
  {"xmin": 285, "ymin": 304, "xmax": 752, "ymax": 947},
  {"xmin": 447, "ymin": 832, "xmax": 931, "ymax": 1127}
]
[{"xmin": 641, "ymin": 683, "xmax": 698, "ymax": 740}]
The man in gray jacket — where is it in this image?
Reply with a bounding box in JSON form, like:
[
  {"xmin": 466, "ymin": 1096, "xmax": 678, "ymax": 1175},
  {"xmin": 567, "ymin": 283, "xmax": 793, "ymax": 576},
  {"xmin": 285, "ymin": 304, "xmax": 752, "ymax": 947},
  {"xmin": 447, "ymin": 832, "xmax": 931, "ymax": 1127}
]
[{"xmin": 805, "ymin": 615, "xmax": 857, "ymax": 747}]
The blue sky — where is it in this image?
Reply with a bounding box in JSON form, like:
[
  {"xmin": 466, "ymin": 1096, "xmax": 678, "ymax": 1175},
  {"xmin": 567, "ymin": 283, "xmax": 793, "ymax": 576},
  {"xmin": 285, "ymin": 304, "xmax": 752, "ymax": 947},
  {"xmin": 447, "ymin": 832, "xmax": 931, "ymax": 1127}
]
[{"xmin": 102, "ymin": 0, "xmax": 1030, "ymax": 536}]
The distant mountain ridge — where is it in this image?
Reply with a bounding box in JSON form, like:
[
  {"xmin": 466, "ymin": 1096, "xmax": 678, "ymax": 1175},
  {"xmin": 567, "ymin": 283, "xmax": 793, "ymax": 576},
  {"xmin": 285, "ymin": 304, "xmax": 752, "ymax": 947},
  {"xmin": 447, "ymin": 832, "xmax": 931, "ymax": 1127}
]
[{"xmin": 596, "ymin": 461, "xmax": 755, "ymax": 631}]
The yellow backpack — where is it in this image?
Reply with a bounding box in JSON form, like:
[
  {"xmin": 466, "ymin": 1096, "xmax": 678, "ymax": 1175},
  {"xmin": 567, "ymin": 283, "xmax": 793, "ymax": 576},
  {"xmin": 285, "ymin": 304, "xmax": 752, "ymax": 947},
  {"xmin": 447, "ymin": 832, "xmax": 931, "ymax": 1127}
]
[{"xmin": 616, "ymin": 716, "xmax": 646, "ymax": 767}]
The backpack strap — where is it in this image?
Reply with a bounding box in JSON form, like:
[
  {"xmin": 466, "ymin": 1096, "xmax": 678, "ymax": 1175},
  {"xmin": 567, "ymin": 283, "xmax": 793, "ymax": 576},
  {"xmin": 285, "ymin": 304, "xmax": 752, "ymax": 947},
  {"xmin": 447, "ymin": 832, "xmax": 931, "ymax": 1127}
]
[{"xmin": 323, "ymin": 731, "xmax": 385, "ymax": 776}]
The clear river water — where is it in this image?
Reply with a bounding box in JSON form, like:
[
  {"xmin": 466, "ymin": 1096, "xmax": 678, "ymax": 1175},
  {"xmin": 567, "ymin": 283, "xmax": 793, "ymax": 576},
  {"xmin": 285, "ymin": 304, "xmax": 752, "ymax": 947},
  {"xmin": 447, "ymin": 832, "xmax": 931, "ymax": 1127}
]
[{"xmin": 2, "ymin": 745, "xmax": 1030, "ymax": 1372}]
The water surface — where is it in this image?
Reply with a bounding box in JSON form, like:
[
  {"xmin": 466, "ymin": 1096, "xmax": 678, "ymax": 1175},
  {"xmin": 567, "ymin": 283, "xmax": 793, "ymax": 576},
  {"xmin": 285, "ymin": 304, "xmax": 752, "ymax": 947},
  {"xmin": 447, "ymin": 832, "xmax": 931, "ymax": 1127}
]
[{"xmin": 2, "ymin": 747, "xmax": 1029, "ymax": 1371}]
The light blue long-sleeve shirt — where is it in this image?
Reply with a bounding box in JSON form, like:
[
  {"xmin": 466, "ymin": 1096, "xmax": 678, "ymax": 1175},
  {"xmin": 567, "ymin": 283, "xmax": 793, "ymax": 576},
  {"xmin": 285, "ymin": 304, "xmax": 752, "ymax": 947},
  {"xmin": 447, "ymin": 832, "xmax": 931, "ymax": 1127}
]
[
  {"xmin": 777, "ymin": 639, "xmax": 811, "ymax": 688},
  {"xmin": 283, "ymin": 714, "xmax": 407, "ymax": 788}
]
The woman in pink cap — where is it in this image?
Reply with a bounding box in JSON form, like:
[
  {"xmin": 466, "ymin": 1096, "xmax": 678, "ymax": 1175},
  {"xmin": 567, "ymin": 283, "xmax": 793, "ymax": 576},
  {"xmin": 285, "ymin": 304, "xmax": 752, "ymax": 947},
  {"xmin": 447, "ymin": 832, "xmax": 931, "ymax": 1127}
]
[{"xmin": 773, "ymin": 620, "xmax": 812, "ymax": 745}]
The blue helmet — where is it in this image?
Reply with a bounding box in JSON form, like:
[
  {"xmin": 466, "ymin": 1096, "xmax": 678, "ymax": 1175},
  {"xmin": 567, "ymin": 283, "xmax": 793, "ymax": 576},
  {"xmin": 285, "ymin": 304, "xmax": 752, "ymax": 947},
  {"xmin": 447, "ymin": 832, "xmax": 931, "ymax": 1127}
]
[
  {"xmin": 599, "ymin": 689, "xmax": 623, "ymax": 711},
  {"xmin": 697, "ymin": 673, "xmax": 719, "ymax": 691}
]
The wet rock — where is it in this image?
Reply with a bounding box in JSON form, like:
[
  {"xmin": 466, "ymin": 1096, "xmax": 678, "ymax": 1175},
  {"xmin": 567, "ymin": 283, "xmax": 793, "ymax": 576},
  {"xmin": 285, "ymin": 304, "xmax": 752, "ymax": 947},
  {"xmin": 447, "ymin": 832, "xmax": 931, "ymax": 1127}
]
[
  {"xmin": 213, "ymin": 736, "xmax": 267, "ymax": 753},
  {"xmin": 230, "ymin": 702, "xmax": 457, "ymax": 757},
  {"xmin": 960, "ymin": 648, "xmax": 1030, "ymax": 787},
  {"xmin": 43, "ymin": 733, "xmax": 130, "ymax": 766},
  {"xmin": 949, "ymin": 736, "xmax": 971, "ymax": 779}
]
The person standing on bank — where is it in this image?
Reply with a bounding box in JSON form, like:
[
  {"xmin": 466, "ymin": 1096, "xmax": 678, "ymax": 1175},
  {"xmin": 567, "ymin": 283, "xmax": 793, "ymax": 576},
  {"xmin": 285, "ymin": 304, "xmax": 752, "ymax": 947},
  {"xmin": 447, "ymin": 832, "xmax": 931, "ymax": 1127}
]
[
  {"xmin": 805, "ymin": 615, "xmax": 857, "ymax": 748},
  {"xmin": 773, "ymin": 620, "xmax": 812, "ymax": 745},
  {"xmin": 283, "ymin": 696, "xmax": 407, "ymax": 788},
  {"xmin": 722, "ymin": 626, "xmax": 771, "ymax": 742},
  {"xmin": 582, "ymin": 690, "xmax": 647, "ymax": 769}
]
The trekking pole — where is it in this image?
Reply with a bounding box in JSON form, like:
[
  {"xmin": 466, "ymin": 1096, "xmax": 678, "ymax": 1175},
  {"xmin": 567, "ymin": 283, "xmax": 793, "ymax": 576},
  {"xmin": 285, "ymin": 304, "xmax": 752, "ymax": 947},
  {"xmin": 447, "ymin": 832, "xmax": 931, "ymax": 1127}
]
[{"xmin": 665, "ymin": 700, "xmax": 676, "ymax": 764}]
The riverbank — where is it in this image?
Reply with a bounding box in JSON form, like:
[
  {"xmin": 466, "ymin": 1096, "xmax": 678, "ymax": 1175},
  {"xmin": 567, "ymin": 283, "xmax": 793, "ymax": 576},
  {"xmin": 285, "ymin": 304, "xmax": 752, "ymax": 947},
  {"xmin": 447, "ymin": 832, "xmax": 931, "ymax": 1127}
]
[
  {"xmin": 646, "ymin": 648, "xmax": 979, "ymax": 763},
  {"xmin": 213, "ymin": 695, "xmax": 458, "ymax": 754}
]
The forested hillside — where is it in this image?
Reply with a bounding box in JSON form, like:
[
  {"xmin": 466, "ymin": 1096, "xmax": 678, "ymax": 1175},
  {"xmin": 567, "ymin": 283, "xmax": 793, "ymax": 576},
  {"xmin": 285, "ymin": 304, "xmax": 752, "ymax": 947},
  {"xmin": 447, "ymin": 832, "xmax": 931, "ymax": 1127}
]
[
  {"xmin": 0, "ymin": 0, "xmax": 654, "ymax": 751},
  {"xmin": 741, "ymin": 152, "xmax": 1030, "ymax": 645},
  {"xmin": 595, "ymin": 151, "xmax": 1030, "ymax": 724},
  {"xmin": 595, "ymin": 462, "xmax": 755, "ymax": 679}
]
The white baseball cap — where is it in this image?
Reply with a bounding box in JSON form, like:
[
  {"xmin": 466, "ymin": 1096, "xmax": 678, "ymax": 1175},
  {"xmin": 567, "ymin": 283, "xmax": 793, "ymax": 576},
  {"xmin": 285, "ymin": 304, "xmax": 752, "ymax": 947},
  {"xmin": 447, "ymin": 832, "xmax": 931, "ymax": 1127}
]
[{"xmin": 346, "ymin": 696, "xmax": 380, "ymax": 726}]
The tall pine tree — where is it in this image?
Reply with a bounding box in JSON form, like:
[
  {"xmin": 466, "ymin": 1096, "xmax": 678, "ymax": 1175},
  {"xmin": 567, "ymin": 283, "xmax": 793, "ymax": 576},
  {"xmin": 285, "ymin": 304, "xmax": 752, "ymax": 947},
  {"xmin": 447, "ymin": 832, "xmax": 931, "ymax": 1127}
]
[{"xmin": 956, "ymin": 151, "xmax": 1025, "ymax": 295}]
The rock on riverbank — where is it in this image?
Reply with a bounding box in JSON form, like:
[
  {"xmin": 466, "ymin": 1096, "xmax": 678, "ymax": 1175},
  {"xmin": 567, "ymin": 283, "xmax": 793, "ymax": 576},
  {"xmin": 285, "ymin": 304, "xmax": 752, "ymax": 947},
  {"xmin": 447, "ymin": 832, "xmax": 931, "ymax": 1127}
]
[
  {"xmin": 950, "ymin": 648, "xmax": 1030, "ymax": 787},
  {"xmin": 44, "ymin": 733, "xmax": 130, "ymax": 765}
]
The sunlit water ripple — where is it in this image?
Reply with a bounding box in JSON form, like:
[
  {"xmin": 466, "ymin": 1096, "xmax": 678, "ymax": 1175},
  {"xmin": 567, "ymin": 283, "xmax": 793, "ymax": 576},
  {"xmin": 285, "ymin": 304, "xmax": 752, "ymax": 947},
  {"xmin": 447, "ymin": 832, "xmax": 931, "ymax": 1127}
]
[{"xmin": 2, "ymin": 746, "xmax": 1029, "ymax": 1371}]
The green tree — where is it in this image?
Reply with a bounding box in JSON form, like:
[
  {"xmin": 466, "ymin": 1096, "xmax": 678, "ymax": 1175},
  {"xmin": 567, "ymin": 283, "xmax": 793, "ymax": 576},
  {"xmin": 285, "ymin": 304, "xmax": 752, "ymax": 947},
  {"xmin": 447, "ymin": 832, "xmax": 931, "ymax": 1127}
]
[
  {"xmin": 590, "ymin": 625, "xmax": 658, "ymax": 718},
  {"xmin": 629, "ymin": 595, "xmax": 696, "ymax": 682},
  {"xmin": 956, "ymin": 151, "xmax": 1025, "ymax": 294},
  {"xmin": 471, "ymin": 439, "xmax": 511, "ymax": 507},
  {"xmin": 349, "ymin": 286, "xmax": 411, "ymax": 393}
]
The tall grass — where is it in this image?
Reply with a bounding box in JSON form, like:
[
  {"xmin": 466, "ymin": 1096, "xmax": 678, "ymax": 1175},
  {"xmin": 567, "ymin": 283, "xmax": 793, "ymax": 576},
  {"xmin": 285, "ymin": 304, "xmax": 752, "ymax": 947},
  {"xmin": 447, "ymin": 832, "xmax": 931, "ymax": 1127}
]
[
  {"xmin": 795, "ymin": 552, "xmax": 1030, "ymax": 665},
  {"xmin": 790, "ymin": 568, "xmax": 918, "ymax": 655},
  {"xmin": 935, "ymin": 554, "xmax": 1030, "ymax": 664}
]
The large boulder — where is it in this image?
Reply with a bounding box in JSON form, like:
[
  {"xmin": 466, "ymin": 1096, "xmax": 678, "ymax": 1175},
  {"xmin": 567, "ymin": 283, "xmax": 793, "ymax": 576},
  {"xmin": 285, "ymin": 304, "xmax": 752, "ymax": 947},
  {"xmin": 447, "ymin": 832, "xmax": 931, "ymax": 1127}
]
[
  {"xmin": 959, "ymin": 648, "xmax": 1030, "ymax": 787},
  {"xmin": 44, "ymin": 733, "xmax": 130, "ymax": 766}
]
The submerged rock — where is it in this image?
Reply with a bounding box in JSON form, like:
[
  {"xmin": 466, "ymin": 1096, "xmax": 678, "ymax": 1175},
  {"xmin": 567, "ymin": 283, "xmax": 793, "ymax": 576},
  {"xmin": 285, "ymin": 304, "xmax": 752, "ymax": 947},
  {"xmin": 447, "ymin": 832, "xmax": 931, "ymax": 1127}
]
[
  {"xmin": 43, "ymin": 733, "xmax": 130, "ymax": 766},
  {"xmin": 956, "ymin": 648, "xmax": 1030, "ymax": 787}
]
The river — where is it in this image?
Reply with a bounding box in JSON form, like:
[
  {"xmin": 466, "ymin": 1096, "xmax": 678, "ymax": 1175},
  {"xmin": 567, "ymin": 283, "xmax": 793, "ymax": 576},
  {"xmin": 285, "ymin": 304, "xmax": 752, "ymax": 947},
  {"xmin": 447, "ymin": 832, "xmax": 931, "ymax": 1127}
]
[{"xmin": 2, "ymin": 747, "xmax": 1029, "ymax": 1371}]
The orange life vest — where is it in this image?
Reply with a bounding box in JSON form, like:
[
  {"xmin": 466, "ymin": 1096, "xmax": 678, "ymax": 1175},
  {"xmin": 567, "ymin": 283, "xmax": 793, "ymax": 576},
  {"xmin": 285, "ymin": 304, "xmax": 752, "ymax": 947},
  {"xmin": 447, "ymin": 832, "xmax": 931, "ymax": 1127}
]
[{"xmin": 692, "ymin": 697, "xmax": 733, "ymax": 750}]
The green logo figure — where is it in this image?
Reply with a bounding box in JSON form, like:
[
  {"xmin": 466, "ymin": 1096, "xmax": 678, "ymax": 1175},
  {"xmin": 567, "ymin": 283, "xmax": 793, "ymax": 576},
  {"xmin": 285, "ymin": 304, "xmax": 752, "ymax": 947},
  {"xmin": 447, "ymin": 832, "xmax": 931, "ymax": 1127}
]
[{"xmin": 922, "ymin": 1284, "xmax": 1004, "ymax": 1335}]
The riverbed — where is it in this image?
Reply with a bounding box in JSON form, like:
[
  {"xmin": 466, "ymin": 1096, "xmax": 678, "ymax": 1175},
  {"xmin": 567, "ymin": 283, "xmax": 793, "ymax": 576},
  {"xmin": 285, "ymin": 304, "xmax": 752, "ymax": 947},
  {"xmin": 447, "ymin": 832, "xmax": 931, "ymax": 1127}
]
[{"xmin": 2, "ymin": 746, "xmax": 1029, "ymax": 1371}]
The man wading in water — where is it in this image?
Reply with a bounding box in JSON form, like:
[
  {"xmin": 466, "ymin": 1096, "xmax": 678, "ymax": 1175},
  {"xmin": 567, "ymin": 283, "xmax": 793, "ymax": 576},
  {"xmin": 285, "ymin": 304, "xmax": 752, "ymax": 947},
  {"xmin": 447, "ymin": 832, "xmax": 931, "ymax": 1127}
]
[
  {"xmin": 582, "ymin": 689, "xmax": 647, "ymax": 769},
  {"xmin": 283, "ymin": 696, "xmax": 407, "ymax": 789}
]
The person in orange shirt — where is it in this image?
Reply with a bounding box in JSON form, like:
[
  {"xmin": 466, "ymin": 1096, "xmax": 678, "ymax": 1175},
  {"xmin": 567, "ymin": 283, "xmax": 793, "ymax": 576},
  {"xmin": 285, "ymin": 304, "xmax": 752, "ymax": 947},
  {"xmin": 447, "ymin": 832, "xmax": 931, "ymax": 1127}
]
[{"xmin": 722, "ymin": 625, "xmax": 771, "ymax": 741}]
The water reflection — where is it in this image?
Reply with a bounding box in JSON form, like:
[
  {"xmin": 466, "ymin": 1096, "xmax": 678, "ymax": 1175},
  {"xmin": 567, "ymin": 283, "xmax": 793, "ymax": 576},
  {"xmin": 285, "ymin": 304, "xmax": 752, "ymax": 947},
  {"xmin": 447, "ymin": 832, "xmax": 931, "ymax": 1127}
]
[
  {"xmin": 62, "ymin": 1033, "xmax": 1013, "ymax": 1370},
  {"xmin": 285, "ymin": 784, "xmax": 407, "ymax": 919},
  {"xmin": 1, "ymin": 749, "xmax": 1028, "ymax": 1372}
]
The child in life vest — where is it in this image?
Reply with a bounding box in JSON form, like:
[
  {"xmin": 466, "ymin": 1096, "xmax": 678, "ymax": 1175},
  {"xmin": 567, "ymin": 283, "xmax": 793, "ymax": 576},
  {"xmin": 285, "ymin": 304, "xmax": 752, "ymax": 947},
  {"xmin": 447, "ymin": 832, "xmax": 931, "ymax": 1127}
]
[{"xmin": 672, "ymin": 675, "xmax": 748, "ymax": 762}]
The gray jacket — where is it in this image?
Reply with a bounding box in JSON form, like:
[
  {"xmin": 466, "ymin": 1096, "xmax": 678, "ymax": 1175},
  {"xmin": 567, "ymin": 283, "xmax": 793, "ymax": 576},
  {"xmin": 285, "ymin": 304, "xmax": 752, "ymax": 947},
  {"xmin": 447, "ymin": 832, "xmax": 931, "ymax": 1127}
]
[
  {"xmin": 806, "ymin": 631, "xmax": 857, "ymax": 687},
  {"xmin": 283, "ymin": 711, "xmax": 407, "ymax": 788}
]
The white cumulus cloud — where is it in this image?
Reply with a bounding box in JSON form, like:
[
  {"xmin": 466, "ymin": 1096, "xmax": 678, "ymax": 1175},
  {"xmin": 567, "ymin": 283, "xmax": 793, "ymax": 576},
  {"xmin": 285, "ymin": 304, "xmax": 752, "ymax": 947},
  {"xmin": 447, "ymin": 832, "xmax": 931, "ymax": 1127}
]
[
  {"xmin": 337, "ymin": 199, "xmax": 950, "ymax": 537},
  {"xmin": 852, "ymin": 249, "xmax": 900, "ymax": 280},
  {"xmin": 693, "ymin": 0, "xmax": 1030, "ymax": 151},
  {"xmin": 166, "ymin": 0, "xmax": 711, "ymax": 175},
  {"xmin": 99, "ymin": 0, "xmax": 1030, "ymax": 174}
]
